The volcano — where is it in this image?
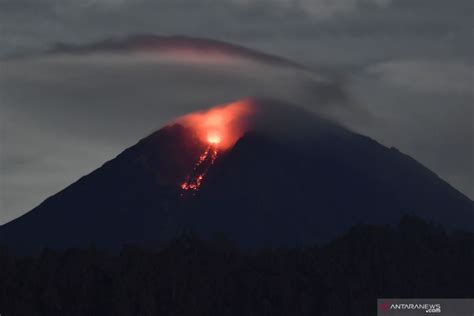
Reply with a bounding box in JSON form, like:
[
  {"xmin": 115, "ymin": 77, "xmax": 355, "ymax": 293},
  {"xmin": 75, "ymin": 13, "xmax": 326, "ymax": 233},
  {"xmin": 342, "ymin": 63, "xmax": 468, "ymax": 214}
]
[{"xmin": 1, "ymin": 98, "xmax": 473, "ymax": 252}]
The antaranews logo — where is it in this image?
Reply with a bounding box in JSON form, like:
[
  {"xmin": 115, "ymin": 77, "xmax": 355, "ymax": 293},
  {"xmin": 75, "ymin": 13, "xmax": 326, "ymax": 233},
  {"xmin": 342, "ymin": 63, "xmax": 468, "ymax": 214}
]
[
  {"xmin": 389, "ymin": 303, "xmax": 441, "ymax": 313},
  {"xmin": 378, "ymin": 298, "xmax": 474, "ymax": 315},
  {"xmin": 379, "ymin": 302, "xmax": 391, "ymax": 313},
  {"xmin": 378, "ymin": 299, "xmax": 447, "ymax": 315}
]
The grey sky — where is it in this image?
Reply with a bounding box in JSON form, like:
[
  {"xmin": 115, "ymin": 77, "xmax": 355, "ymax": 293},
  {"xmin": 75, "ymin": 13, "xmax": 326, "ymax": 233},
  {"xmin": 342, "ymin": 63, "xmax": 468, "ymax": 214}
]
[{"xmin": 1, "ymin": 0, "xmax": 473, "ymax": 224}]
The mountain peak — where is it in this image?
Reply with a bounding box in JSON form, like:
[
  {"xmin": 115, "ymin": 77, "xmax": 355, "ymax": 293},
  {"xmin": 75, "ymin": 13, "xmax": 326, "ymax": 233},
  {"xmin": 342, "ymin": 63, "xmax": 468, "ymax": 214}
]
[{"xmin": 1, "ymin": 99, "xmax": 472, "ymax": 252}]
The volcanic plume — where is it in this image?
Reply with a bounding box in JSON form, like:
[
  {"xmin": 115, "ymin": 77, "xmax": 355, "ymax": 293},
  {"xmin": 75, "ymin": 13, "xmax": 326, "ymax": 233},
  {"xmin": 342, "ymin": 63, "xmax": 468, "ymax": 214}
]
[{"xmin": 177, "ymin": 100, "xmax": 254, "ymax": 193}]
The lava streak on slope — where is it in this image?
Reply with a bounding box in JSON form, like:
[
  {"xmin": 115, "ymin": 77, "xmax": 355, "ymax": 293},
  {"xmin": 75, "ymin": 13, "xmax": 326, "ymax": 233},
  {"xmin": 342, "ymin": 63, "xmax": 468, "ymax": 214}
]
[
  {"xmin": 178, "ymin": 99, "xmax": 255, "ymax": 194},
  {"xmin": 181, "ymin": 143, "xmax": 219, "ymax": 192}
]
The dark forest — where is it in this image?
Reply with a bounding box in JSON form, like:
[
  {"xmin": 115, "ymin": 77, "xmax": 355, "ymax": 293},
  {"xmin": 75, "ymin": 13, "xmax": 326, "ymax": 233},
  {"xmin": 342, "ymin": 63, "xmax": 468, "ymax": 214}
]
[{"xmin": 1, "ymin": 215, "xmax": 472, "ymax": 316}]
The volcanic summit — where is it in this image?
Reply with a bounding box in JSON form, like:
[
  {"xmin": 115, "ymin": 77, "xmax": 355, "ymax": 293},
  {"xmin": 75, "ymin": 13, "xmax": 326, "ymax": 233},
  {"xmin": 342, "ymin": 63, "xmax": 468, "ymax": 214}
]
[{"xmin": 1, "ymin": 98, "xmax": 472, "ymax": 252}]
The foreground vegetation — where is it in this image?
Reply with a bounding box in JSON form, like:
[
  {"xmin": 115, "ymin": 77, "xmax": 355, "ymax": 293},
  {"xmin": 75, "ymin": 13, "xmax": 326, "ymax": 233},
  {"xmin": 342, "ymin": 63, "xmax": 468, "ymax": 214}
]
[{"xmin": 1, "ymin": 216, "xmax": 472, "ymax": 316}]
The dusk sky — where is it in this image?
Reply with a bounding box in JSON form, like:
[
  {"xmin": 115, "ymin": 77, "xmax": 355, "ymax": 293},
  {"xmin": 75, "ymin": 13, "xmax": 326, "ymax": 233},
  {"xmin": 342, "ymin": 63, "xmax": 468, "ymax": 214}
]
[{"xmin": 0, "ymin": 0, "xmax": 473, "ymax": 224}]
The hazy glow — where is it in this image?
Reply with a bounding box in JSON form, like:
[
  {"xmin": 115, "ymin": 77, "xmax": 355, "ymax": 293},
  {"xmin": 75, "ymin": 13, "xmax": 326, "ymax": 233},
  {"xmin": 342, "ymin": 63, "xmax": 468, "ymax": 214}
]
[
  {"xmin": 207, "ymin": 133, "xmax": 222, "ymax": 144},
  {"xmin": 178, "ymin": 99, "xmax": 255, "ymax": 149},
  {"xmin": 178, "ymin": 99, "xmax": 256, "ymax": 194}
]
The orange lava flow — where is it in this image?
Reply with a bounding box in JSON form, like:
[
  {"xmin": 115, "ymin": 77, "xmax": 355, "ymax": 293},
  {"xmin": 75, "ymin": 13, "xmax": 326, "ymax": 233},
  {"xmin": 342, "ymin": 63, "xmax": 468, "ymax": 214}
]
[
  {"xmin": 178, "ymin": 99, "xmax": 255, "ymax": 194},
  {"xmin": 181, "ymin": 144, "xmax": 219, "ymax": 193}
]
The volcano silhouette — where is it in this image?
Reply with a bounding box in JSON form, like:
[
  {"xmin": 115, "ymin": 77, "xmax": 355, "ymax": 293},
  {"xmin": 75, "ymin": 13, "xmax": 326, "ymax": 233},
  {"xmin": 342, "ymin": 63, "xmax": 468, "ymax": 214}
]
[{"xmin": 1, "ymin": 99, "xmax": 473, "ymax": 252}]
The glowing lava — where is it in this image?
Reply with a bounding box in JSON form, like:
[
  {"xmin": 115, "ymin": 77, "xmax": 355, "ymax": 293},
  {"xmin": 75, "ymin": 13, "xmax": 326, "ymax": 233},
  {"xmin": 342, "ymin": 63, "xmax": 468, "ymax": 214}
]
[
  {"xmin": 178, "ymin": 100, "xmax": 254, "ymax": 150},
  {"xmin": 207, "ymin": 133, "xmax": 221, "ymax": 145},
  {"xmin": 178, "ymin": 99, "xmax": 255, "ymax": 194},
  {"xmin": 180, "ymin": 143, "xmax": 219, "ymax": 193}
]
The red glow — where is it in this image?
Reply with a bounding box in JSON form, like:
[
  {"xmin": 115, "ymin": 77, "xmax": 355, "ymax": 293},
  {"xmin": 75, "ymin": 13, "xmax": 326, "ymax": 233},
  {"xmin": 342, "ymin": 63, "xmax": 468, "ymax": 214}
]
[
  {"xmin": 178, "ymin": 99, "xmax": 255, "ymax": 194},
  {"xmin": 178, "ymin": 99, "xmax": 255, "ymax": 150},
  {"xmin": 181, "ymin": 144, "xmax": 219, "ymax": 193},
  {"xmin": 207, "ymin": 133, "xmax": 221, "ymax": 144}
]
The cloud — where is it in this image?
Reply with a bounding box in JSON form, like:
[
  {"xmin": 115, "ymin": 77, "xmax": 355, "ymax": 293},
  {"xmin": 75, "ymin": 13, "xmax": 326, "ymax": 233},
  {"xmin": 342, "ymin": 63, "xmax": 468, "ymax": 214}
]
[
  {"xmin": 367, "ymin": 60, "xmax": 474, "ymax": 95},
  {"xmin": 47, "ymin": 35, "xmax": 307, "ymax": 69},
  {"xmin": 348, "ymin": 61, "xmax": 473, "ymax": 199},
  {"xmin": 0, "ymin": 36, "xmax": 352, "ymax": 223},
  {"xmin": 295, "ymin": 0, "xmax": 391, "ymax": 18},
  {"xmin": 0, "ymin": 0, "xmax": 472, "ymax": 224},
  {"xmin": 0, "ymin": 0, "xmax": 469, "ymax": 64},
  {"xmin": 221, "ymin": 0, "xmax": 391, "ymax": 19},
  {"xmin": 29, "ymin": 0, "xmax": 393, "ymax": 19},
  {"xmin": 0, "ymin": 117, "xmax": 118, "ymax": 224}
]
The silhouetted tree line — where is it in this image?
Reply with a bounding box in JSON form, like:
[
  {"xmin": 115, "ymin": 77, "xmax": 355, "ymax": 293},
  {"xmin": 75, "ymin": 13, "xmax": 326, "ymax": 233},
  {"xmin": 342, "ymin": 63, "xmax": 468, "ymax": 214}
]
[{"xmin": 0, "ymin": 215, "xmax": 473, "ymax": 316}]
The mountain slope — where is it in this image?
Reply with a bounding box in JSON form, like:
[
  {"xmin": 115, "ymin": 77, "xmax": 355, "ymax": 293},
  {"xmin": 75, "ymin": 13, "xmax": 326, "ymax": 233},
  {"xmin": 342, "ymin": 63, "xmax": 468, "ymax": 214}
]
[
  {"xmin": 190, "ymin": 131, "xmax": 473, "ymax": 246},
  {"xmin": 1, "ymin": 100, "xmax": 472, "ymax": 252}
]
